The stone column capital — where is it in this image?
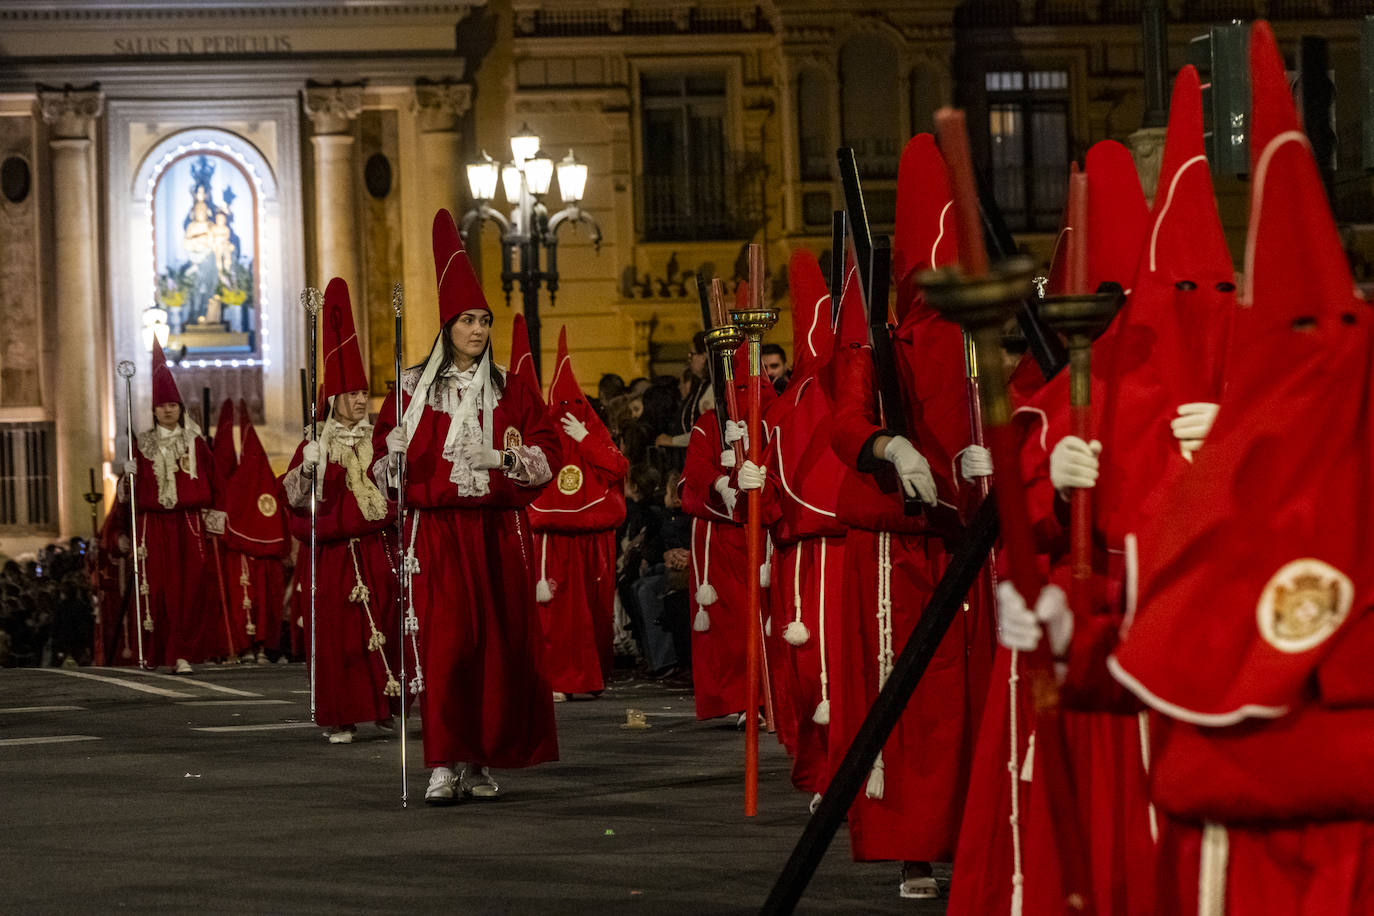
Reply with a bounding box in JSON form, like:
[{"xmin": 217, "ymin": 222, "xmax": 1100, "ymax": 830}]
[
  {"xmin": 412, "ymin": 80, "xmax": 472, "ymax": 133},
  {"xmin": 303, "ymin": 82, "xmax": 364, "ymax": 135},
  {"xmin": 38, "ymin": 83, "xmax": 104, "ymax": 140}
]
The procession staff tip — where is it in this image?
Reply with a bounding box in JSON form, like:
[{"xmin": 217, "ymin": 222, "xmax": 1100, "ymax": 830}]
[
  {"xmin": 304, "ymin": 286, "xmax": 323, "ymax": 315},
  {"xmin": 117, "ymin": 360, "xmax": 136, "ymax": 379},
  {"xmin": 392, "ymin": 282, "xmax": 404, "ymax": 316}
]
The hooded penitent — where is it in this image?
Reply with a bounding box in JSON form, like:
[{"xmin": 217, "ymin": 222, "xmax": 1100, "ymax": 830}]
[
  {"xmin": 151, "ymin": 337, "xmax": 183, "ymax": 407},
  {"xmin": 528, "ymin": 327, "xmax": 627, "ymax": 534},
  {"xmin": 508, "ymin": 312, "xmax": 542, "ymax": 406},
  {"xmin": 1109, "ymin": 26, "xmax": 1374, "ymax": 812},
  {"xmin": 223, "ymin": 401, "xmax": 290, "ymax": 560},
  {"xmin": 211, "ymin": 397, "xmax": 237, "ymax": 502},
  {"xmin": 138, "ymin": 337, "xmax": 203, "ymax": 509}
]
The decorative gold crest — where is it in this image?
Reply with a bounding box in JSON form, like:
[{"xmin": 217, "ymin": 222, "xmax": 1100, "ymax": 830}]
[
  {"xmin": 257, "ymin": 493, "xmax": 278, "ymax": 516},
  {"xmin": 178, "ymin": 453, "xmax": 192, "ymax": 474},
  {"xmin": 1256, "ymin": 558, "xmax": 1352, "ymax": 654},
  {"xmin": 504, "ymin": 426, "xmax": 523, "ymax": 449},
  {"xmin": 557, "ymin": 464, "xmax": 583, "ymax": 495}
]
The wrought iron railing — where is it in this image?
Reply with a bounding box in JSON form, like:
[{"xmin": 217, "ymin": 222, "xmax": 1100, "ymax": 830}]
[{"xmin": 0, "ymin": 421, "xmax": 56, "ymax": 530}]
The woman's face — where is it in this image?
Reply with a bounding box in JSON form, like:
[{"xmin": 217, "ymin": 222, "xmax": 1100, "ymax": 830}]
[
  {"xmin": 154, "ymin": 403, "xmax": 181, "ymax": 429},
  {"xmin": 449, "ymin": 309, "xmax": 492, "ymax": 361},
  {"xmin": 688, "ymin": 351, "xmax": 707, "ymax": 376},
  {"xmin": 629, "ymin": 398, "xmax": 643, "ymax": 420},
  {"xmin": 333, "ymin": 390, "xmax": 369, "ymax": 426}
]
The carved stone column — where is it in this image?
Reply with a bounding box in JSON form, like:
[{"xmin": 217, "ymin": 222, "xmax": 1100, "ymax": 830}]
[
  {"xmin": 40, "ymin": 84, "xmax": 104, "ymax": 537},
  {"xmin": 409, "ymin": 80, "xmax": 471, "ymax": 351},
  {"xmin": 303, "ymin": 83, "xmax": 364, "ymax": 342}
]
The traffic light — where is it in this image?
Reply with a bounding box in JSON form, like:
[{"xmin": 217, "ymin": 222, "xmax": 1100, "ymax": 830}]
[{"xmin": 1189, "ymin": 23, "xmax": 1250, "ymax": 175}]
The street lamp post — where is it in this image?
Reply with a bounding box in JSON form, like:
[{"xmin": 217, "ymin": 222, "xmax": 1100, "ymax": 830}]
[{"xmin": 461, "ymin": 125, "xmax": 602, "ymax": 380}]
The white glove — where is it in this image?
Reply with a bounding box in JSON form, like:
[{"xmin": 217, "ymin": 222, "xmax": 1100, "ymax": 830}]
[
  {"xmin": 302, "ymin": 441, "xmax": 322, "ymax": 470},
  {"xmin": 560, "ymin": 412, "xmax": 589, "ymax": 443},
  {"xmin": 1171, "ymin": 402, "xmax": 1219, "ymax": 460},
  {"xmin": 996, "ymin": 581, "xmax": 1074, "ymax": 657},
  {"xmin": 713, "ymin": 475, "xmax": 738, "ymax": 515},
  {"xmin": 462, "ymin": 442, "xmax": 503, "ymax": 471},
  {"xmin": 737, "ymin": 460, "xmax": 767, "ymax": 491},
  {"xmin": 202, "ymin": 509, "xmax": 227, "ymax": 535},
  {"xmin": 1049, "ymin": 436, "xmax": 1101, "ymax": 494},
  {"xmin": 124, "ymin": 459, "xmax": 137, "ymax": 476},
  {"xmin": 960, "ymin": 445, "xmax": 993, "ymax": 481},
  {"xmin": 881, "ymin": 435, "xmax": 937, "ymax": 505},
  {"xmin": 385, "ymin": 426, "xmax": 407, "ymax": 458},
  {"xmin": 720, "ymin": 449, "xmax": 737, "ymax": 469},
  {"xmin": 723, "ymin": 419, "xmax": 749, "ymax": 452}
]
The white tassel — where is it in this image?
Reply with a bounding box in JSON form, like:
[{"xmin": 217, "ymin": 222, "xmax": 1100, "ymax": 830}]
[
  {"xmin": 759, "ymin": 562, "xmax": 771, "ymax": 588},
  {"xmin": 693, "ymin": 607, "xmax": 711, "ymax": 632},
  {"xmin": 536, "ymin": 535, "xmax": 553, "ymax": 603},
  {"xmin": 865, "ymin": 754, "xmax": 885, "ymax": 799},
  {"xmin": 765, "ymin": 616, "xmax": 772, "ymax": 638},
  {"xmin": 812, "ymin": 698, "xmax": 830, "ymax": 725},
  {"xmin": 383, "ymin": 675, "xmax": 402, "ymax": 698},
  {"xmin": 695, "ymin": 582, "xmax": 718, "ymax": 606},
  {"xmin": 784, "ymin": 620, "xmax": 811, "ymax": 646},
  {"xmin": 349, "ymin": 583, "xmax": 370, "ymax": 604}
]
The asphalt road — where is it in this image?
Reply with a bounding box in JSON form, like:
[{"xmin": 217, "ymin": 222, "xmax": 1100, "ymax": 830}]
[{"xmin": 0, "ymin": 664, "xmax": 950, "ymax": 914}]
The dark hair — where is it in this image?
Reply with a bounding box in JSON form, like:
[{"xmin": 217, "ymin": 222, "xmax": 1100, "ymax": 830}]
[
  {"xmin": 598, "ymin": 373, "xmax": 626, "ymax": 399},
  {"xmin": 691, "ymin": 331, "xmax": 708, "ymax": 355},
  {"xmin": 629, "ymin": 463, "xmax": 662, "ymax": 500},
  {"xmin": 639, "ymin": 384, "xmax": 678, "ymax": 434},
  {"xmin": 761, "ymin": 343, "xmax": 787, "ymax": 361}
]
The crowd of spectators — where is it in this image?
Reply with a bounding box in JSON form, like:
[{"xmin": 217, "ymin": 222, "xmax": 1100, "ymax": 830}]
[{"xmin": 0, "ymin": 538, "xmax": 94, "ymax": 668}]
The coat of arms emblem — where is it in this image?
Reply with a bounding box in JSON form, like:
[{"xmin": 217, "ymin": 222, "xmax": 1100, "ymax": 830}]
[{"xmin": 1256, "ymin": 558, "xmax": 1353, "ymax": 653}]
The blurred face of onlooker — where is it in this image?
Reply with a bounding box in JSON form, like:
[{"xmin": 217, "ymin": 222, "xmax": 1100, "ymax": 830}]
[
  {"xmin": 629, "ymin": 398, "xmax": 643, "ymax": 420},
  {"xmin": 761, "ymin": 349, "xmax": 788, "ymax": 382},
  {"xmin": 688, "ymin": 350, "xmax": 707, "ymax": 378},
  {"xmin": 664, "ymin": 471, "xmax": 682, "ymax": 509}
]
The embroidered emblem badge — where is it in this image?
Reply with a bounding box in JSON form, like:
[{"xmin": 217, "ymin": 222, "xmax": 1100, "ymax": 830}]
[
  {"xmin": 557, "ymin": 464, "xmax": 583, "ymax": 495},
  {"xmin": 504, "ymin": 426, "xmax": 523, "ymax": 449},
  {"xmin": 1256, "ymin": 558, "xmax": 1352, "ymax": 653},
  {"xmin": 257, "ymin": 493, "xmax": 278, "ymax": 516}
]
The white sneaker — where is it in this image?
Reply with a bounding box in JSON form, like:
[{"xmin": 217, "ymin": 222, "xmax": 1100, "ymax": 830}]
[
  {"xmin": 552, "ymin": 692, "xmax": 567, "ymax": 703},
  {"xmin": 899, "ymin": 863, "xmax": 940, "ymax": 899},
  {"xmin": 174, "ymin": 659, "xmax": 193, "ymax": 675},
  {"xmin": 255, "ymin": 650, "xmax": 269, "ymax": 665},
  {"xmin": 809, "ymin": 793, "xmax": 823, "ymax": 815},
  {"xmin": 424, "ymin": 766, "xmax": 459, "ymax": 806},
  {"xmin": 326, "ymin": 727, "xmax": 354, "ymax": 744},
  {"xmin": 459, "ymin": 764, "xmax": 500, "ymax": 799}
]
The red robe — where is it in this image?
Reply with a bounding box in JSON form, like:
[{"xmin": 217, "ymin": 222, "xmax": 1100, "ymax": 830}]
[
  {"xmin": 92, "ymin": 495, "xmax": 138, "ymax": 666},
  {"xmin": 284, "ymin": 424, "xmax": 401, "ymax": 729},
  {"xmin": 680, "ymin": 408, "xmax": 755, "ymax": 721},
  {"xmin": 373, "ymin": 366, "xmax": 559, "ymax": 769},
  {"xmin": 128, "ymin": 430, "xmax": 215, "ymax": 667},
  {"xmin": 825, "ymin": 327, "xmax": 982, "ymax": 863},
  {"xmin": 529, "ymin": 421, "xmax": 628, "ymax": 695}
]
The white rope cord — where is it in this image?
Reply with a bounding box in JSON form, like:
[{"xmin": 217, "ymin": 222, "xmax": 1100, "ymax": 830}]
[
  {"xmin": 239, "ymin": 555, "xmax": 257, "ymax": 637},
  {"xmin": 813, "ymin": 537, "xmax": 831, "ymax": 726},
  {"xmin": 1139, "ymin": 711, "xmax": 1159, "ymax": 843},
  {"xmin": 761, "ymin": 533, "xmax": 774, "ymax": 589},
  {"xmin": 866, "ymin": 532, "xmax": 894, "ymax": 800},
  {"xmin": 347, "ymin": 538, "xmax": 401, "ymax": 697},
  {"xmin": 403, "ymin": 512, "xmax": 424, "ymax": 695},
  {"xmin": 1008, "ymin": 648, "xmax": 1025, "ymax": 916},
  {"xmin": 784, "ymin": 543, "xmax": 810, "ymax": 646},
  {"xmin": 694, "ymin": 518, "xmax": 716, "ymax": 629},
  {"xmin": 1198, "ymin": 822, "xmax": 1229, "ymax": 916},
  {"xmin": 536, "ymin": 533, "xmax": 553, "ymax": 603},
  {"xmin": 137, "ymin": 516, "xmax": 153, "ymax": 632}
]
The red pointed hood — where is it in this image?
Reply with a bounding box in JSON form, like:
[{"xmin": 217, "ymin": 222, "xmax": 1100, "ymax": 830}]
[
  {"xmin": 834, "ymin": 251, "xmax": 867, "ymax": 348},
  {"xmin": 223, "ymin": 401, "xmax": 289, "ymax": 557},
  {"xmin": 1085, "ymin": 140, "xmax": 1150, "ymax": 292},
  {"xmin": 151, "ymin": 337, "xmax": 182, "ymax": 406},
  {"xmin": 320, "ymin": 277, "xmax": 368, "ymax": 399},
  {"xmin": 788, "ymin": 250, "xmax": 832, "ymax": 378},
  {"xmin": 547, "ymin": 326, "xmax": 604, "ymax": 433},
  {"xmin": 893, "ymin": 133, "xmax": 959, "ymax": 320},
  {"xmin": 1045, "ymin": 163, "xmax": 1084, "ymax": 296},
  {"xmin": 211, "ymin": 398, "xmax": 237, "ymax": 504},
  {"xmin": 508, "ymin": 312, "xmax": 542, "ymax": 405},
  {"xmin": 1110, "ymin": 21, "xmax": 1374, "ymax": 728},
  {"xmin": 433, "ymin": 208, "xmax": 490, "ymax": 326}
]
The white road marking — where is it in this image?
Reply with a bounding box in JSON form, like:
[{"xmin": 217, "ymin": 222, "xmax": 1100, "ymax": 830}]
[
  {"xmin": 0, "ymin": 735, "xmax": 101, "ymax": 747},
  {"xmin": 0, "ymin": 706, "xmax": 87, "ymax": 714},
  {"xmin": 176, "ymin": 700, "xmax": 291, "ymax": 707},
  {"xmin": 102, "ymin": 667, "xmax": 262, "ymax": 697},
  {"xmin": 36, "ymin": 668, "xmax": 193, "ymax": 699},
  {"xmin": 192, "ymin": 722, "xmax": 318, "ymax": 733}
]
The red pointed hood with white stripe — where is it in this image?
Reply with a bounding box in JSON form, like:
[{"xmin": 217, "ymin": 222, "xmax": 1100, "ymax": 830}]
[
  {"xmin": 222, "ymin": 400, "xmax": 290, "ymax": 558},
  {"xmin": 788, "ymin": 250, "xmax": 832, "ymax": 380},
  {"xmin": 433, "ymin": 208, "xmax": 490, "ymax": 326},
  {"xmin": 508, "ymin": 312, "xmax": 543, "ymax": 406}
]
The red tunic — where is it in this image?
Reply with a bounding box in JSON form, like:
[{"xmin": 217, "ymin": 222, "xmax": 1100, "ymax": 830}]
[
  {"xmin": 528, "ymin": 421, "xmax": 628, "ymax": 695},
  {"xmin": 373, "ymin": 367, "xmax": 559, "ymax": 769},
  {"xmin": 284, "ymin": 427, "xmax": 400, "ymax": 729},
  {"xmin": 129, "ymin": 431, "xmax": 215, "ymax": 667}
]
